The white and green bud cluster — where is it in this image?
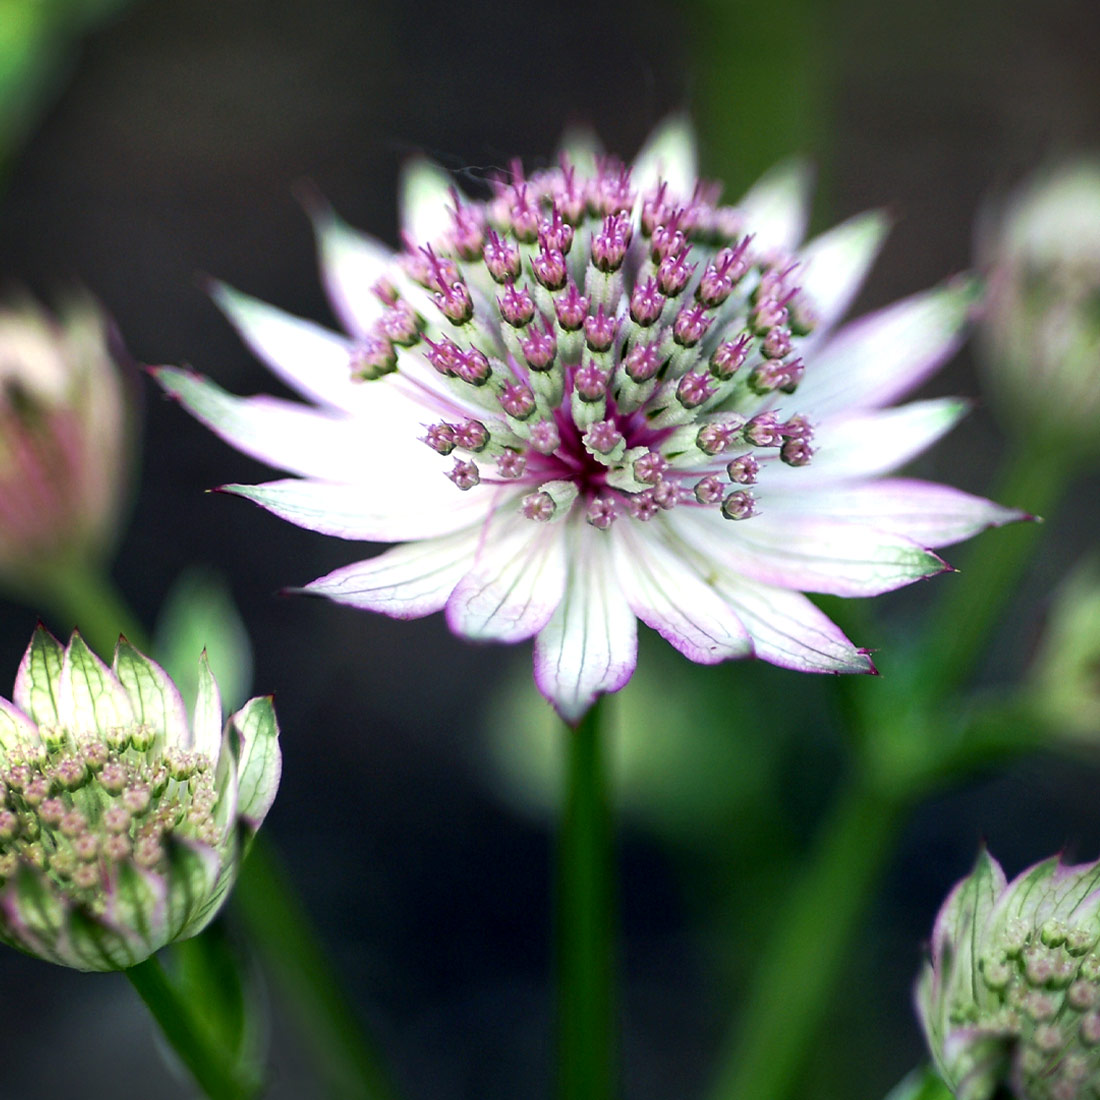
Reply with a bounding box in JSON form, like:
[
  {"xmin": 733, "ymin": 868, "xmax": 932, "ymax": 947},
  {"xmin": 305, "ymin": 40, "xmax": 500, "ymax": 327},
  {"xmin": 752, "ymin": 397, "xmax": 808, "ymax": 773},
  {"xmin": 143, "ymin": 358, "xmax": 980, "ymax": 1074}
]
[
  {"xmin": 918, "ymin": 850, "xmax": 1100, "ymax": 1100},
  {"xmin": 0, "ymin": 626, "xmax": 280, "ymax": 971},
  {"xmin": 978, "ymin": 160, "xmax": 1100, "ymax": 456}
]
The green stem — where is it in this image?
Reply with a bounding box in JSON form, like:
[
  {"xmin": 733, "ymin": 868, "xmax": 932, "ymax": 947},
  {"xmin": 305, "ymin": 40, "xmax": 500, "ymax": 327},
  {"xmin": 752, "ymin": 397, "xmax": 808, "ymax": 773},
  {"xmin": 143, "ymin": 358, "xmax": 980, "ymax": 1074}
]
[
  {"xmin": 707, "ymin": 773, "xmax": 902, "ymax": 1100},
  {"xmin": 233, "ymin": 837, "xmax": 397, "ymax": 1100},
  {"xmin": 556, "ymin": 698, "xmax": 615, "ymax": 1100},
  {"xmin": 126, "ymin": 955, "xmax": 259, "ymax": 1100},
  {"xmin": 915, "ymin": 443, "xmax": 1072, "ymax": 698}
]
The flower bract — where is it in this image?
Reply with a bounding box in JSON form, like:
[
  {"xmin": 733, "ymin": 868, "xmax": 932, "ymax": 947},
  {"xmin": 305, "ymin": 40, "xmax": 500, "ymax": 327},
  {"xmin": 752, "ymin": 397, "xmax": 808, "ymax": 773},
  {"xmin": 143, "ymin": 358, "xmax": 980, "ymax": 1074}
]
[
  {"xmin": 917, "ymin": 850, "xmax": 1100, "ymax": 1100},
  {"xmin": 0, "ymin": 626, "xmax": 280, "ymax": 971},
  {"xmin": 156, "ymin": 120, "xmax": 1021, "ymax": 721}
]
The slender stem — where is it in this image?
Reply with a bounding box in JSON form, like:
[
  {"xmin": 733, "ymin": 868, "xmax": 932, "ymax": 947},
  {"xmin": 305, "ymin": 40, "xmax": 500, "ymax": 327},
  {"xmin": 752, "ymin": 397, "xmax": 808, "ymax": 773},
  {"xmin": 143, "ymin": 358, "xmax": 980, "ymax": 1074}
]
[
  {"xmin": 706, "ymin": 773, "xmax": 901, "ymax": 1100},
  {"xmin": 556, "ymin": 698, "xmax": 615, "ymax": 1100},
  {"xmin": 915, "ymin": 443, "xmax": 1072, "ymax": 698},
  {"xmin": 17, "ymin": 554, "xmax": 149, "ymax": 657},
  {"xmin": 233, "ymin": 837, "xmax": 398, "ymax": 1100},
  {"xmin": 126, "ymin": 955, "xmax": 260, "ymax": 1100}
]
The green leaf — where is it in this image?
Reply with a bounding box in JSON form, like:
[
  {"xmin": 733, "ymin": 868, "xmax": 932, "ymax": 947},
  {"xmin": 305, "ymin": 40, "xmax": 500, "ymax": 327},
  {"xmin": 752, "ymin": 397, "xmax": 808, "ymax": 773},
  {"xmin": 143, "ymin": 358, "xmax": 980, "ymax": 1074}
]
[{"xmin": 882, "ymin": 1065, "xmax": 955, "ymax": 1100}]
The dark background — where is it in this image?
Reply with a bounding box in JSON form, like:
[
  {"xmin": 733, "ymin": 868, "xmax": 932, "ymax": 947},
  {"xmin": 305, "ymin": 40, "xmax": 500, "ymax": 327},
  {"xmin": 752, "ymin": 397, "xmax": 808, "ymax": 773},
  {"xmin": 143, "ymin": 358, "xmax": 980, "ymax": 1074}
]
[{"xmin": 0, "ymin": 0, "xmax": 1098, "ymax": 1096}]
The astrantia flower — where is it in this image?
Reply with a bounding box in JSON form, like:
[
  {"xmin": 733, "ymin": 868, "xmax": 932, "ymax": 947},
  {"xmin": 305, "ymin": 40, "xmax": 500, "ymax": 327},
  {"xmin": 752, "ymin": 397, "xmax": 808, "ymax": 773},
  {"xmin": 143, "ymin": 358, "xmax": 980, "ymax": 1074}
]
[
  {"xmin": 0, "ymin": 626, "xmax": 280, "ymax": 971},
  {"xmin": 156, "ymin": 120, "xmax": 1021, "ymax": 721},
  {"xmin": 917, "ymin": 850, "xmax": 1100, "ymax": 1100},
  {"xmin": 0, "ymin": 294, "xmax": 132, "ymax": 586}
]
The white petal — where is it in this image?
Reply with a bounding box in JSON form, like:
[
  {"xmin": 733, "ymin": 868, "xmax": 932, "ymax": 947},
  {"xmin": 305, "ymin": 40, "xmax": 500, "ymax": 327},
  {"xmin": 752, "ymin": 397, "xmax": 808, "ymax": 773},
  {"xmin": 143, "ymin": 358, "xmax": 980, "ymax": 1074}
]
[
  {"xmin": 611, "ymin": 522, "xmax": 752, "ymax": 663},
  {"xmin": 0, "ymin": 699, "xmax": 38, "ymax": 750},
  {"xmin": 798, "ymin": 279, "xmax": 978, "ymax": 418},
  {"xmin": 155, "ymin": 367, "xmax": 381, "ymax": 480},
  {"xmin": 796, "ymin": 210, "xmax": 889, "ymax": 341},
  {"xmin": 764, "ymin": 479, "xmax": 1027, "ymax": 548},
  {"xmin": 58, "ymin": 634, "xmax": 135, "ymax": 734},
  {"xmin": 533, "ymin": 525, "xmax": 638, "ymax": 724},
  {"xmin": 13, "ymin": 627, "xmax": 64, "ymax": 726},
  {"xmin": 557, "ymin": 125, "xmax": 601, "ymax": 176},
  {"xmin": 210, "ymin": 283, "xmax": 359, "ymax": 411},
  {"xmin": 400, "ymin": 157, "xmax": 454, "ymax": 246},
  {"xmin": 446, "ymin": 513, "xmax": 568, "ymax": 642},
  {"xmin": 668, "ymin": 509, "xmax": 947, "ymax": 597},
  {"xmin": 763, "ymin": 398, "xmax": 970, "ymax": 488},
  {"xmin": 112, "ymin": 640, "xmax": 190, "ymax": 750},
  {"xmin": 224, "ymin": 476, "xmax": 506, "ymax": 542},
  {"xmin": 310, "ymin": 204, "xmax": 394, "ymax": 338},
  {"xmin": 632, "ymin": 116, "xmax": 698, "ymax": 201},
  {"xmin": 299, "ymin": 526, "xmax": 483, "ymax": 618},
  {"xmin": 737, "ymin": 159, "xmax": 814, "ymax": 256},
  {"xmin": 192, "ymin": 652, "xmax": 223, "ymax": 760},
  {"xmin": 711, "ymin": 575, "xmax": 874, "ymax": 674}
]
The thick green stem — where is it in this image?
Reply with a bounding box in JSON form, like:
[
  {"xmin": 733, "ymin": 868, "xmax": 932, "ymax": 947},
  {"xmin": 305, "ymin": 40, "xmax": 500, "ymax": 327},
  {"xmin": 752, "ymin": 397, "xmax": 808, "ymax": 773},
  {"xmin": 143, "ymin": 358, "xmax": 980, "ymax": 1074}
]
[
  {"xmin": 126, "ymin": 955, "xmax": 260, "ymax": 1100},
  {"xmin": 233, "ymin": 838, "xmax": 397, "ymax": 1100},
  {"xmin": 707, "ymin": 774, "xmax": 902, "ymax": 1100},
  {"xmin": 916, "ymin": 443, "xmax": 1072, "ymax": 698},
  {"xmin": 556, "ymin": 698, "xmax": 615, "ymax": 1100}
]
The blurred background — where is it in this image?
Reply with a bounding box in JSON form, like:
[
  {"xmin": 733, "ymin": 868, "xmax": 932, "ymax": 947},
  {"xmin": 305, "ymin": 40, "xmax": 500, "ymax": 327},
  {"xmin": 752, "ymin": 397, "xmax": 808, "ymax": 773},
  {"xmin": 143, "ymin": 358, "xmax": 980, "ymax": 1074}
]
[{"xmin": 0, "ymin": 0, "xmax": 1098, "ymax": 1096}]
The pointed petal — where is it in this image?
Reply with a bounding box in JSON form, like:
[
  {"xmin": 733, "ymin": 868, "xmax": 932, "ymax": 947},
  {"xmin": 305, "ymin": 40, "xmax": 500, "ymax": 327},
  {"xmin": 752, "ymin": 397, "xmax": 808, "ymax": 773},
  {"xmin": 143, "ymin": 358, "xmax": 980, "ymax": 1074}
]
[
  {"xmin": 112, "ymin": 639, "xmax": 190, "ymax": 751},
  {"xmin": 446, "ymin": 513, "xmax": 568, "ymax": 642},
  {"xmin": 192, "ymin": 652, "xmax": 223, "ymax": 760},
  {"xmin": 299, "ymin": 525, "xmax": 484, "ymax": 618},
  {"xmin": 0, "ymin": 698, "xmax": 38, "ymax": 750},
  {"xmin": 165, "ymin": 837, "xmax": 225, "ymax": 939},
  {"xmin": 13, "ymin": 625, "xmax": 65, "ymax": 725},
  {"xmin": 611, "ymin": 522, "xmax": 752, "ymax": 663},
  {"xmin": 763, "ymin": 398, "xmax": 971, "ymax": 488},
  {"xmin": 400, "ymin": 157, "xmax": 454, "ymax": 246},
  {"xmin": 796, "ymin": 209, "xmax": 890, "ymax": 341},
  {"xmin": 228, "ymin": 695, "xmax": 282, "ymax": 831},
  {"xmin": 155, "ymin": 368, "xmax": 378, "ymax": 480},
  {"xmin": 632, "ymin": 116, "xmax": 698, "ymax": 200},
  {"xmin": 208, "ymin": 283, "xmax": 358, "ymax": 411},
  {"xmin": 59, "ymin": 634, "xmax": 135, "ymax": 734},
  {"xmin": 310, "ymin": 203, "xmax": 394, "ymax": 338},
  {"xmin": 738, "ymin": 159, "xmax": 814, "ymax": 256},
  {"xmin": 765, "ymin": 479, "xmax": 1027, "ymax": 548},
  {"xmin": 670, "ymin": 509, "xmax": 947, "ymax": 597},
  {"xmin": 711, "ymin": 575, "xmax": 874, "ymax": 673},
  {"xmin": 798, "ymin": 278, "xmax": 980, "ymax": 417},
  {"xmin": 533, "ymin": 526, "xmax": 638, "ymax": 723},
  {"xmin": 223, "ymin": 475, "xmax": 505, "ymax": 542}
]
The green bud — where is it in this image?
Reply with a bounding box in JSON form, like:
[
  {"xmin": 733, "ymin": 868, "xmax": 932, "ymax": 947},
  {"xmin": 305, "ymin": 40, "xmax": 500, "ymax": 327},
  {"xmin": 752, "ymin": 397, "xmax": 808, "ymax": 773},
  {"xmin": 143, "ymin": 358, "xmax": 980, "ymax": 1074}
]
[
  {"xmin": 917, "ymin": 849, "xmax": 1100, "ymax": 1099},
  {"xmin": 0, "ymin": 626, "xmax": 281, "ymax": 971}
]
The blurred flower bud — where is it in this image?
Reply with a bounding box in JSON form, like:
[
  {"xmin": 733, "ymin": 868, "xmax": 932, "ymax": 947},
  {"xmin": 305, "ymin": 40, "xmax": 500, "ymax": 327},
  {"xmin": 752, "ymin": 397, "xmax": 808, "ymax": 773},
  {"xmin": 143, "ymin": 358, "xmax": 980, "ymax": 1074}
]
[
  {"xmin": 0, "ymin": 294, "xmax": 133, "ymax": 586},
  {"xmin": 0, "ymin": 625, "xmax": 281, "ymax": 971},
  {"xmin": 1028, "ymin": 557, "xmax": 1100, "ymax": 743},
  {"xmin": 977, "ymin": 160, "xmax": 1100, "ymax": 455},
  {"xmin": 917, "ymin": 849, "xmax": 1100, "ymax": 1100}
]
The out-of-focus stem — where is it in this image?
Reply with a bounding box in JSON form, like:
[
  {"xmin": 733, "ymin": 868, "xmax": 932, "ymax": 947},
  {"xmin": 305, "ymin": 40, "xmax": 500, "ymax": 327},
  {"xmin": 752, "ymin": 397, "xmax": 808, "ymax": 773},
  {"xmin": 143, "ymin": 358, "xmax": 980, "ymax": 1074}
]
[{"xmin": 556, "ymin": 697, "xmax": 616, "ymax": 1100}]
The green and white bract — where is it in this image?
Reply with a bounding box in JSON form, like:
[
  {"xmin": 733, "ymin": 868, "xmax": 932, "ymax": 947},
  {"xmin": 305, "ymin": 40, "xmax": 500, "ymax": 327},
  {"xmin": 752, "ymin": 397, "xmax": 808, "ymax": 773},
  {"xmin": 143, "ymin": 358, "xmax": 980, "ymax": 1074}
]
[
  {"xmin": 156, "ymin": 119, "xmax": 1022, "ymax": 722},
  {"xmin": 0, "ymin": 626, "xmax": 280, "ymax": 972}
]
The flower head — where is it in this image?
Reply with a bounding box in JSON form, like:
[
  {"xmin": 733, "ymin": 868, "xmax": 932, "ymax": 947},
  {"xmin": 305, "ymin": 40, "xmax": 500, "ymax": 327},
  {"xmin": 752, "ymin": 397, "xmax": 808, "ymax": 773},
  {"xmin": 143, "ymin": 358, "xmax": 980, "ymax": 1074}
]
[
  {"xmin": 978, "ymin": 159, "xmax": 1100, "ymax": 456},
  {"xmin": 0, "ymin": 294, "xmax": 133, "ymax": 585},
  {"xmin": 156, "ymin": 119, "xmax": 1021, "ymax": 721},
  {"xmin": 917, "ymin": 850, "xmax": 1100, "ymax": 1100},
  {"xmin": 0, "ymin": 626, "xmax": 280, "ymax": 971}
]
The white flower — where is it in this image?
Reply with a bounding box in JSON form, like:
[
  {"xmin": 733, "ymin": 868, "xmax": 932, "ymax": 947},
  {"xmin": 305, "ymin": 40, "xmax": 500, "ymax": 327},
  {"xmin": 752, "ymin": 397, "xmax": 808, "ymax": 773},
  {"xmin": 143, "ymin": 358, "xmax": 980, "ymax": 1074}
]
[{"xmin": 156, "ymin": 120, "xmax": 1021, "ymax": 721}]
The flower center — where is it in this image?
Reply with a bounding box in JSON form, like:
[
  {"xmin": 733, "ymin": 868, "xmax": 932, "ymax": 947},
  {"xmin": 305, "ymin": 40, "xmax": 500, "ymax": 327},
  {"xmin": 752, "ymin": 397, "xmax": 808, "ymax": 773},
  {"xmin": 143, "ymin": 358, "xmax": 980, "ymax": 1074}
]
[
  {"xmin": 351, "ymin": 154, "xmax": 820, "ymax": 529},
  {"xmin": 0, "ymin": 728, "xmax": 218, "ymax": 907}
]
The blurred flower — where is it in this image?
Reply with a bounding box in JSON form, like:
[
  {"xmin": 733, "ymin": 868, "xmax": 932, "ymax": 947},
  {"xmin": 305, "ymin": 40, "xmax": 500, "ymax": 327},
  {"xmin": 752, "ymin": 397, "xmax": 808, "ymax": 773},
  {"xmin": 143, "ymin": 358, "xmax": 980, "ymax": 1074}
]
[
  {"xmin": 157, "ymin": 120, "xmax": 1021, "ymax": 721},
  {"xmin": 0, "ymin": 294, "xmax": 133, "ymax": 585},
  {"xmin": 1028, "ymin": 557, "xmax": 1100, "ymax": 743},
  {"xmin": 917, "ymin": 849, "xmax": 1100, "ymax": 1100},
  {"xmin": 0, "ymin": 625, "xmax": 280, "ymax": 971},
  {"xmin": 978, "ymin": 159, "xmax": 1100, "ymax": 455}
]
